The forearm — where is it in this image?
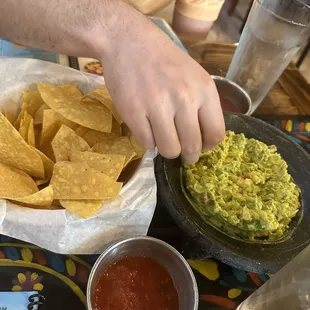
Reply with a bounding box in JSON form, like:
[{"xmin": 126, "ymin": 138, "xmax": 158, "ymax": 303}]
[
  {"xmin": 172, "ymin": 10, "xmax": 213, "ymax": 44},
  {"xmin": 0, "ymin": 0, "xmax": 150, "ymax": 59}
]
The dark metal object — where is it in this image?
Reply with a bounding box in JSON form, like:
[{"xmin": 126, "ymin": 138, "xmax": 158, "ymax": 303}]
[
  {"xmin": 211, "ymin": 75, "xmax": 252, "ymax": 115},
  {"xmin": 156, "ymin": 113, "xmax": 310, "ymax": 274}
]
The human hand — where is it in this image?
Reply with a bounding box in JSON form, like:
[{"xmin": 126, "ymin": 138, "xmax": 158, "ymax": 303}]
[
  {"xmin": 0, "ymin": 0, "xmax": 224, "ymax": 164},
  {"xmin": 99, "ymin": 4, "xmax": 225, "ymax": 164}
]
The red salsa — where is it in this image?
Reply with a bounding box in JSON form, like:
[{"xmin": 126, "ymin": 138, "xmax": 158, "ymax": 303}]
[
  {"xmin": 93, "ymin": 256, "xmax": 179, "ymax": 310},
  {"xmin": 220, "ymin": 96, "xmax": 240, "ymax": 113}
]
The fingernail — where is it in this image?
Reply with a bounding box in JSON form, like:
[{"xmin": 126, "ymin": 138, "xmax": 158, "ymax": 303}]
[
  {"xmin": 181, "ymin": 153, "xmax": 199, "ymax": 165},
  {"xmin": 202, "ymin": 143, "xmax": 218, "ymax": 152}
]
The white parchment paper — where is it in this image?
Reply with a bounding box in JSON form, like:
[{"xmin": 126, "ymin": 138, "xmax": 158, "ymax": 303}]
[{"xmin": 0, "ymin": 58, "xmax": 157, "ymax": 254}]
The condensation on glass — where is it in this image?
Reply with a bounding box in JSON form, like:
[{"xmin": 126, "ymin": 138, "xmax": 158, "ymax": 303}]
[{"xmin": 226, "ymin": 0, "xmax": 310, "ymax": 113}]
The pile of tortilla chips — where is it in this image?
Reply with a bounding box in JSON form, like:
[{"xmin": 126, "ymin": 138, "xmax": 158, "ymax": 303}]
[{"xmin": 0, "ymin": 83, "xmax": 145, "ymax": 218}]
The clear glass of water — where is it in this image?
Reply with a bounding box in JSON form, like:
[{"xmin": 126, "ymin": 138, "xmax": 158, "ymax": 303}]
[
  {"xmin": 236, "ymin": 244, "xmax": 310, "ymax": 310},
  {"xmin": 226, "ymin": 0, "xmax": 310, "ymax": 113}
]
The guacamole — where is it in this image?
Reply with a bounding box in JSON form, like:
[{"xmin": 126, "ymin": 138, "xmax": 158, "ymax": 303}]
[{"xmin": 184, "ymin": 131, "xmax": 300, "ymax": 241}]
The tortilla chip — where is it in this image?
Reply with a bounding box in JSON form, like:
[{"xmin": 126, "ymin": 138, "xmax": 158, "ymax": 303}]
[
  {"xmin": 51, "ymin": 161, "xmax": 122, "ymax": 199},
  {"xmin": 52, "ymin": 125, "xmax": 90, "ymax": 162},
  {"xmin": 77, "ymin": 127, "xmax": 119, "ymax": 148},
  {"xmin": 111, "ymin": 118, "xmax": 122, "ymax": 135},
  {"xmin": 35, "ymin": 179, "xmax": 49, "ymax": 186},
  {"xmin": 91, "ymin": 136, "xmax": 136, "ymax": 166},
  {"xmin": 19, "ymin": 111, "xmax": 33, "ymax": 142},
  {"xmin": 129, "ymin": 135, "xmax": 146, "ymax": 160},
  {"xmin": 40, "ymin": 110, "xmax": 79, "ymax": 161},
  {"xmin": 0, "ymin": 163, "xmax": 38, "ymax": 198},
  {"xmin": 10, "ymin": 186, "xmax": 53, "ymax": 208},
  {"xmin": 34, "ymin": 124, "xmax": 42, "ymax": 148},
  {"xmin": 121, "ymin": 123, "xmax": 132, "ymax": 137},
  {"xmin": 38, "ymin": 83, "xmax": 112, "ymax": 133},
  {"xmin": 4, "ymin": 109, "xmax": 17, "ymax": 125},
  {"xmin": 0, "ymin": 112, "xmax": 44, "ymax": 179},
  {"xmin": 70, "ymin": 151, "xmax": 125, "ymax": 180},
  {"xmin": 52, "ymin": 199, "xmax": 62, "ymax": 207},
  {"xmin": 60, "ymin": 199, "xmax": 104, "ymax": 218},
  {"xmin": 40, "ymin": 109, "xmax": 78, "ymax": 147},
  {"xmin": 27, "ymin": 118, "xmax": 36, "ymax": 147},
  {"xmin": 14, "ymin": 91, "xmax": 44, "ymax": 129},
  {"xmin": 22, "ymin": 90, "xmax": 44, "ymax": 117},
  {"xmin": 19, "ymin": 111, "xmax": 36, "ymax": 147},
  {"xmin": 32, "ymin": 147, "xmax": 54, "ymax": 179},
  {"xmin": 84, "ymin": 85, "xmax": 122, "ymax": 124},
  {"xmin": 74, "ymin": 126, "xmax": 90, "ymax": 137},
  {"xmin": 34, "ymin": 103, "xmax": 50, "ymax": 125},
  {"xmin": 75, "ymin": 121, "xmax": 121, "ymax": 142},
  {"xmin": 50, "ymin": 205, "xmax": 64, "ymax": 210},
  {"xmin": 14, "ymin": 103, "xmax": 27, "ymax": 130}
]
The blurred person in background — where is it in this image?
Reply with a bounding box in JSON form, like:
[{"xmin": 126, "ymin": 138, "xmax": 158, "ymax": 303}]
[{"xmin": 125, "ymin": 0, "xmax": 225, "ymax": 43}]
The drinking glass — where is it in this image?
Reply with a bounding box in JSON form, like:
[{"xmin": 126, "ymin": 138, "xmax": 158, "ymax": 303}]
[
  {"xmin": 236, "ymin": 244, "xmax": 310, "ymax": 310},
  {"xmin": 226, "ymin": 0, "xmax": 310, "ymax": 113}
]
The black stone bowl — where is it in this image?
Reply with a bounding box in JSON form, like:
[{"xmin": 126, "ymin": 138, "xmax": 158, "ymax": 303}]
[{"xmin": 155, "ymin": 113, "xmax": 310, "ymax": 274}]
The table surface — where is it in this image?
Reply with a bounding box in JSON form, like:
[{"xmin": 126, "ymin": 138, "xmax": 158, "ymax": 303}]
[
  {"xmin": 187, "ymin": 42, "xmax": 310, "ymax": 116},
  {"xmin": 0, "ymin": 42, "xmax": 309, "ymax": 310}
]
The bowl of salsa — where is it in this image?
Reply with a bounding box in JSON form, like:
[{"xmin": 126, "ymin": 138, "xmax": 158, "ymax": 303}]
[
  {"xmin": 87, "ymin": 236, "xmax": 198, "ymax": 310},
  {"xmin": 212, "ymin": 75, "xmax": 252, "ymax": 115}
]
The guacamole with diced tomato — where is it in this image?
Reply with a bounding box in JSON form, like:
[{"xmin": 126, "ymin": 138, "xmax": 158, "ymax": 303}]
[{"xmin": 184, "ymin": 131, "xmax": 300, "ymax": 241}]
